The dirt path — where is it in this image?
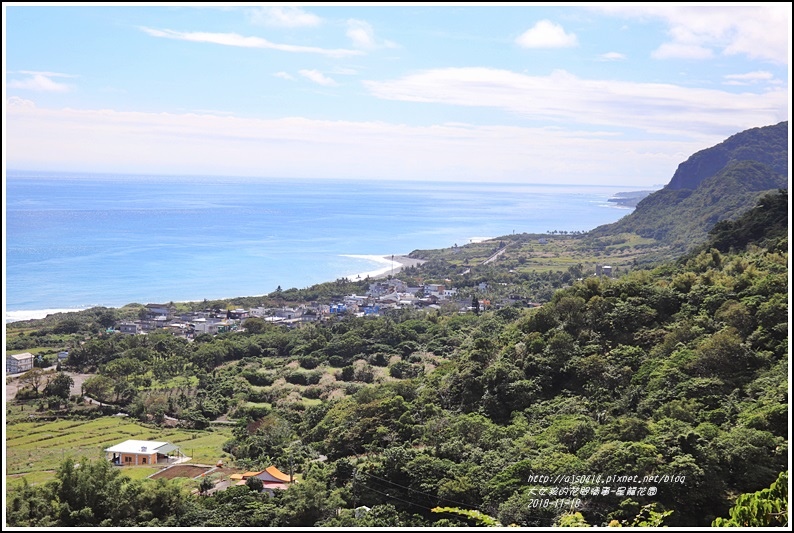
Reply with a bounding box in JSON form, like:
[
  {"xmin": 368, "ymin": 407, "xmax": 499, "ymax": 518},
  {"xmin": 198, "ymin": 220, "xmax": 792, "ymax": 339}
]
[{"xmin": 6, "ymin": 367, "xmax": 94, "ymax": 402}]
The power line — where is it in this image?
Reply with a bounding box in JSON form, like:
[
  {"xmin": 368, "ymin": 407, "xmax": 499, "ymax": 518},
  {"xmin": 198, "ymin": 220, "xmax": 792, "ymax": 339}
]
[
  {"xmin": 357, "ymin": 469, "xmax": 478, "ymax": 510},
  {"xmin": 355, "ymin": 469, "xmax": 577, "ymax": 525},
  {"xmin": 355, "ymin": 480, "xmax": 480, "ymax": 524}
]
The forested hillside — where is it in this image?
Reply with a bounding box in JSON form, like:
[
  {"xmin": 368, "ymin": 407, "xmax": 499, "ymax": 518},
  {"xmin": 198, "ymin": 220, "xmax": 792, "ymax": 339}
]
[
  {"xmin": 7, "ymin": 189, "xmax": 788, "ymax": 527},
  {"xmin": 666, "ymin": 121, "xmax": 788, "ymax": 190},
  {"xmin": 590, "ymin": 122, "xmax": 788, "ymax": 253}
]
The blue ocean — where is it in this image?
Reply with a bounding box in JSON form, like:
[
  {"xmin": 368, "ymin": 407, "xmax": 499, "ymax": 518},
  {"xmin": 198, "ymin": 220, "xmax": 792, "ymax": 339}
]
[{"xmin": 5, "ymin": 171, "xmax": 645, "ymax": 321}]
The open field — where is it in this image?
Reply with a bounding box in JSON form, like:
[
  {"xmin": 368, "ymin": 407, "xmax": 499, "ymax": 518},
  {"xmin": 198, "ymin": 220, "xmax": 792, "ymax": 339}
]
[
  {"xmin": 5, "ymin": 416, "xmax": 234, "ymax": 488},
  {"xmin": 150, "ymin": 464, "xmax": 212, "ymax": 480},
  {"xmin": 412, "ymin": 232, "xmax": 671, "ymax": 274}
]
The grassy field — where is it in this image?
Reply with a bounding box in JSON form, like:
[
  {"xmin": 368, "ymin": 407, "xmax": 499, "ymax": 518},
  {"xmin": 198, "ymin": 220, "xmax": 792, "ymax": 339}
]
[
  {"xmin": 409, "ymin": 232, "xmax": 674, "ymax": 282},
  {"xmin": 5, "ymin": 416, "xmax": 234, "ymax": 488}
]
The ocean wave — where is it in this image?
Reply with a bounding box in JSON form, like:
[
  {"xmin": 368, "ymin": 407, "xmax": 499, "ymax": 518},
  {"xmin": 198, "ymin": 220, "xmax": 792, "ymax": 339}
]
[{"xmin": 5, "ymin": 308, "xmax": 89, "ymax": 324}]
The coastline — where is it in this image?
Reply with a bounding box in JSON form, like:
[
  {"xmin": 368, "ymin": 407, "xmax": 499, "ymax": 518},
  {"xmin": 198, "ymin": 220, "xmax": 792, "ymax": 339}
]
[
  {"xmin": 341, "ymin": 254, "xmax": 426, "ymax": 281},
  {"xmin": 5, "ymin": 308, "xmax": 91, "ymax": 324},
  {"xmin": 4, "ymin": 254, "xmax": 427, "ymax": 324}
]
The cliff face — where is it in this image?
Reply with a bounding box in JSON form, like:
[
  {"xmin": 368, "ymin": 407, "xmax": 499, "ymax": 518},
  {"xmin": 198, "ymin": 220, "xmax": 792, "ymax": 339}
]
[{"xmin": 666, "ymin": 121, "xmax": 788, "ymax": 190}]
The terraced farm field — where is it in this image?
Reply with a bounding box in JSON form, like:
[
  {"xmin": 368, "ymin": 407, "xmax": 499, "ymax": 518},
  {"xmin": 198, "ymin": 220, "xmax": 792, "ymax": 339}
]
[{"xmin": 5, "ymin": 416, "xmax": 234, "ymax": 487}]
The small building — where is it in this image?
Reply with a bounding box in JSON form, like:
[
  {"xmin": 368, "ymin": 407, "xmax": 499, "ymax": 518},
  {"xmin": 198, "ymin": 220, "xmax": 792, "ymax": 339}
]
[
  {"xmin": 596, "ymin": 265, "xmax": 613, "ymax": 277},
  {"xmin": 104, "ymin": 439, "xmax": 184, "ymax": 466},
  {"xmin": 245, "ymin": 465, "xmax": 291, "ymax": 495},
  {"xmin": 329, "ymin": 304, "xmax": 348, "ymax": 315},
  {"xmin": 145, "ymin": 303, "xmax": 175, "ymax": 318},
  {"xmin": 423, "ymin": 284, "xmax": 445, "ymax": 296},
  {"xmin": 229, "ymin": 465, "xmax": 293, "ymax": 496},
  {"xmin": 228, "ymin": 309, "xmax": 249, "ymax": 320},
  {"xmin": 443, "ymin": 288, "xmax": 458, "ymax": 299},
  {"xmin": 6, "ymin": 352, "xmax": 35, "ymax": 374},
  {"xmin": 255, "ymin": 465, "xmax": 292, "ymax": 484},
  {"xmin": 118, "ymin": 322, "xmax": 141, "ymax": 335}
]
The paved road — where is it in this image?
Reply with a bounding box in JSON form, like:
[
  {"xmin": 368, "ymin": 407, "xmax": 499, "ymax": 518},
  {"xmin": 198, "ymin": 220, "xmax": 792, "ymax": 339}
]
[{"xmin": 483, "ymin": 246, "xmax": 508, "ymax": 265}]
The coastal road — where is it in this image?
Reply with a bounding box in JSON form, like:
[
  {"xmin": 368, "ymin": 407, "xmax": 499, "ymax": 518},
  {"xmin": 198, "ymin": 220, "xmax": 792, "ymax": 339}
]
[{"xmin": 483, "ymin": 245, "xmax": 509, "ymax": 265}]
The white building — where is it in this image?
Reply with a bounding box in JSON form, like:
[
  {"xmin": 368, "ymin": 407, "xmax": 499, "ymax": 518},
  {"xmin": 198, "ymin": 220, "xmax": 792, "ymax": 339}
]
[
  {"xmin": 6, "ymin": 352, "xmax": 35, "ymax": 374},
  {"xmin": 104, "ymin": 439, "xmax": 184, "ymax": 466}
]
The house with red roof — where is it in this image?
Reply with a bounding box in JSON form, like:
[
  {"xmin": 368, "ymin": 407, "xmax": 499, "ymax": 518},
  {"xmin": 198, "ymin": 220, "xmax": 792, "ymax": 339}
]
[{"xmin": 228, "ymin": 465, "xmax": 293, "ymax": 496}]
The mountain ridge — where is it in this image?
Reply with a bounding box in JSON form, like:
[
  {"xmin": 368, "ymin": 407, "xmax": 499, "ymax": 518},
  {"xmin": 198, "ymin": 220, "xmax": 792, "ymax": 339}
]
[{"xmin": 590, "ymin": 121, "xmax": 789, "ymax": 252}]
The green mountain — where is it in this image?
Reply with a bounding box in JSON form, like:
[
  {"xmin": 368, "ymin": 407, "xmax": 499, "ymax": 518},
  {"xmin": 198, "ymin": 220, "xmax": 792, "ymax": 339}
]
[
  {"xmin": 667, "ymin": 121, "xmax": 788, "ymax": 190},
  {"xmin": 705, "ymin": 188, "xmax": 788, "ymax": 253},
  {"xmin": 591, "ymin": 121, "xmax": 788, "ymax": 252}
]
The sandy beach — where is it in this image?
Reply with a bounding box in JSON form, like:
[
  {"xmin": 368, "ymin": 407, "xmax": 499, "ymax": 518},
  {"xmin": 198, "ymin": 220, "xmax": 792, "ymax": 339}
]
[{"xmin": 342, "ymin": 254, "xmax": 426, "ymax": 281}]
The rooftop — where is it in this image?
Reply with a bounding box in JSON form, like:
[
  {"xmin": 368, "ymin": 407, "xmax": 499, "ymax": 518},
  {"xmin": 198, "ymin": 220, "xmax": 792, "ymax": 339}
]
[{"xmin": 104, "ymin": 439, "xmax": 171, "ymax": 454}]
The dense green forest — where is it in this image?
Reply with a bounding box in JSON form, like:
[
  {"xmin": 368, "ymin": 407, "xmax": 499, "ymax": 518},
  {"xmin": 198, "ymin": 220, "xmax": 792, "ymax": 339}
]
[{"xmin": 6, "ymin": 189, "xmax": 788, "ymax": 527}]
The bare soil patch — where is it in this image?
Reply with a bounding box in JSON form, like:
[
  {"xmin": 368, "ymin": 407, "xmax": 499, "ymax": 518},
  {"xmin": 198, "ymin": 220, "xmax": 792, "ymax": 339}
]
[{"xmin": 150, "ymin": 464, "xmax": 212, "ymax": 480}]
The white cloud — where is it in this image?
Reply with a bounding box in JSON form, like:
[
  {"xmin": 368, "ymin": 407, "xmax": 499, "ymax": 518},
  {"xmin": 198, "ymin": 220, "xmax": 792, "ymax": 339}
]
[
  {"xmin": 597, "ymin": 52, "xmax": 626, "ymax": 61},
  {"xmin": 346, "ymin": 19, "xmax": 398, "ymax": 50},
  {"xmin": 593, "ymin": 4, "xmax": 791, "ymax": 64},
  {"xmin": 347, "ymin": 19, "xmax": 376, "ymax": 48},
  {"xmin": 247, "ymin": 6, "xmax": 322, "ymax": 28},
  {"xmin": 140, "ymin": 27, "xmax": 362, "ymax": 58},
  {"xmin": 516, "ymin": 20, "xmax": 578, "ymax": 48},
  {"xmin": 723, "ymin": 71, "xmax": 775, "ymax": 86},
  {"xmin": 364, "ymin": 67, "xmax": 787, "ymax": 139},
  {"xmin": 299, "ymin": 70, "xmax": 338, "ymax": 87},
  {"xmin": 8, "ymin": 71, "xmax": 74, "ymax": 92},
  {"xmin": 652, "ymin": 42, "xmax": 713, "ymax": 60},
  {"xmin": 6, "ymin": 102, "xmax": 713, "ymax": 185},
  {"xmin": 6, "ymin": 96, "xmax": 37, "ymax": 109},
  {"xmin": 274, "ymin": 71, "xmax": 296, "ymax": 81}
]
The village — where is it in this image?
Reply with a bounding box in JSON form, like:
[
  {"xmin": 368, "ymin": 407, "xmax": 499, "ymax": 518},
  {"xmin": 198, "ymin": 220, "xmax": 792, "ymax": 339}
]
[{"xmin": 112, "ymin": 278, "xmax": 507, "ymax": 339}]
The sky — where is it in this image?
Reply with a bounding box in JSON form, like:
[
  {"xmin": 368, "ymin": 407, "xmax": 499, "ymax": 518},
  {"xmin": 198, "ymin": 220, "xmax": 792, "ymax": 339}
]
[{"xmin": 3, "ymin": 3, "xmax": 791, "ymax": 186}]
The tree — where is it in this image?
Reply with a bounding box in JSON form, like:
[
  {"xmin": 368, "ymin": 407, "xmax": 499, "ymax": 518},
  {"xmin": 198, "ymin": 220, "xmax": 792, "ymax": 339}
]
[
  {"xmin": 432, "ymin": 506, "xmax": 502, "ymax": 527},
  {"xmin": 275, "ymin": 477, "xmax": 343, "ymax": 526},
  {"xmin": 43, "ymin": 372, "xmax": 74, "ymax": 402},
  {"xmin": 246, "ymin": 476, "xmax": 264, "ymax": 492},
  {"xmin": 555, "ymin": 512, "xmax": 590, "ymax": 527},
  {"xmin": 471, "ymin": 296, "xmax": 480, "ymax": 315},
  {"xmin": 82, "ymin": 375, "xmax": 115, "ymax": 404},
  {"xmin": 199, "ymin": 476, "xmax": 215, "ymax": 495},
  {"xmin": 19, "ymin": 368, "xmax": 50, "ymax": 396},
  {"xmin": 243, "ymin": 317, "xmax": 267, "ymax": 334},
  {"xmin": 712, "ymin": 471, "xmax": 788, "ymax": 527}
]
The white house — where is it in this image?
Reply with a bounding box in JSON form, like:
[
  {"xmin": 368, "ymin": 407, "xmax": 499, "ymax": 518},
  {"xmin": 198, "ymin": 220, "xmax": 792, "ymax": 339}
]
[
  {"xmin": 6, "ymin": 352, "xmax": 35, "ymax": 374},
  {"xmin": 443, "ymin": 288, "xmax": 458, "ymax": 299},
  {"xmin": 104, "ymin": 439, "xmax": 184, "ymax": 466}
]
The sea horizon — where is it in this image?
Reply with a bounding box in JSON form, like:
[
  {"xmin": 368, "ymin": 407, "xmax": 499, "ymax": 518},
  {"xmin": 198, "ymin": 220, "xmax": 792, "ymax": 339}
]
[{"xmin": 5, "ymin": 171, "xmax": 651, "ymax": 323}]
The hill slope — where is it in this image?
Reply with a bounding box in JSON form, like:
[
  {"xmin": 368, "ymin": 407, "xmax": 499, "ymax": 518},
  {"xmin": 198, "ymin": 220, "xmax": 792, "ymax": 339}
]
[
  {"xmin": 667, "ymin": 121, "xmax": 788, "ymax": 190},
  {"xmin": 591, "ymin": 121, "xmax": 788, "ymax": 252}
]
